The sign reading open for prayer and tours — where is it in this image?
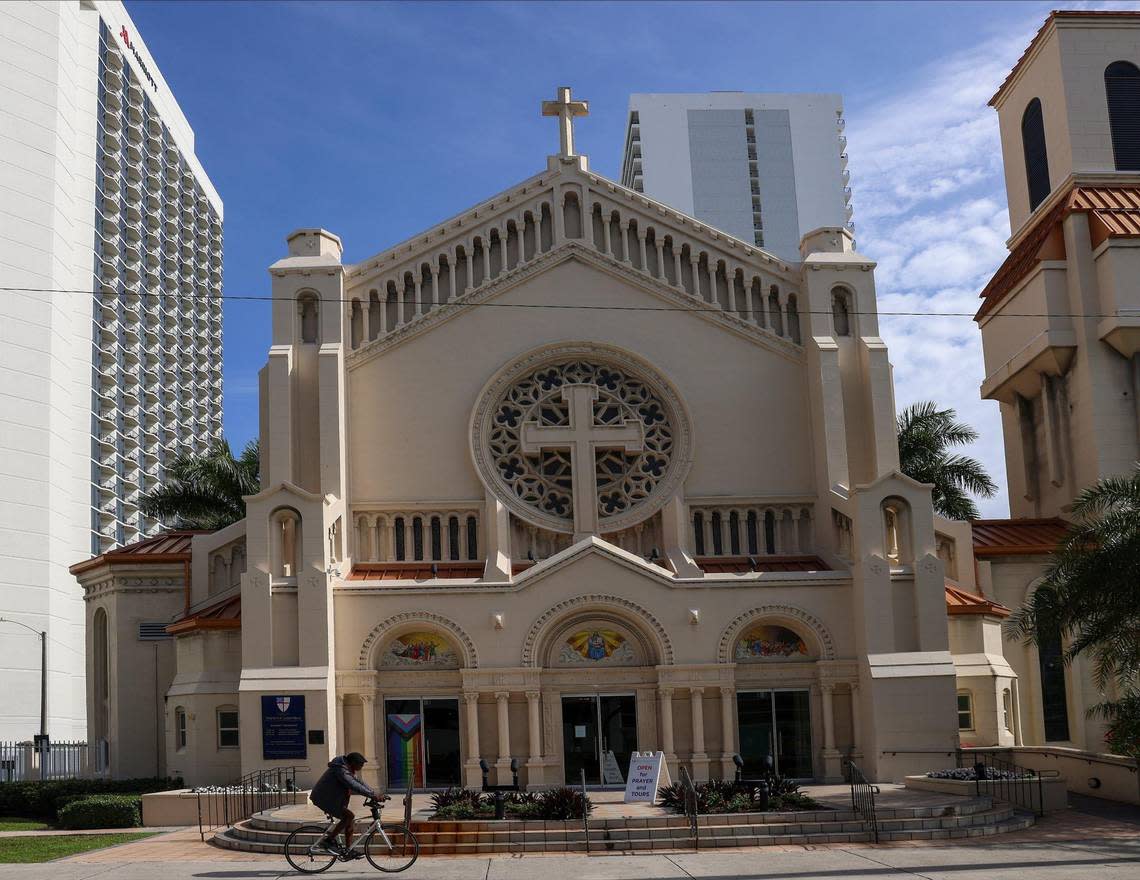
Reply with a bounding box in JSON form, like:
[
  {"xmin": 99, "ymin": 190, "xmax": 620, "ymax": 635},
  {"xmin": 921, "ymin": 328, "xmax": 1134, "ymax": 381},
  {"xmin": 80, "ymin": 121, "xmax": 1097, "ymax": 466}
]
[
  {"xmin": 261, "ymin": 695, "xmax": 307, "ymax": 760},
  {"xmin": 624, "ymin": 750, "xmax": 668, "ymax": 803}
]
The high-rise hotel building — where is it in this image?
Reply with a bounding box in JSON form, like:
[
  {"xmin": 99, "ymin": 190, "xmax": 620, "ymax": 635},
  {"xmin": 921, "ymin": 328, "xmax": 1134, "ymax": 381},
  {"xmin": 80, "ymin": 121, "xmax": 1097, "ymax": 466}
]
[
  {"xmin": 0, "ymin": 0, "xmax": 222, "ymax": 739},
  {"xmin": 621, "ymin": 93, "xmax": 853, "ymax": 264}
]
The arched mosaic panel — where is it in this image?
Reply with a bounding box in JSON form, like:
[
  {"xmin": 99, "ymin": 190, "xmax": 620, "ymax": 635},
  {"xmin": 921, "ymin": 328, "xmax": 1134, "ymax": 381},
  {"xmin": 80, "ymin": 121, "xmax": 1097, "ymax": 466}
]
[
  {"xmin": 717, "ymin": 605, "xmax": 835, "ymax": 662},
  {"xmin": 550, "ymin": 620, "xmax": 641, "ymax": 667},
  {"xmin": 471, "ymin": 344, "xmax": 693, "ymax": 534},
  {"xmin": 378, "ymin": 631, "xmax": 460, "ymax": 669},
  {"xmin": 521, "ymin": 593, "xmax": 674, "ymax": 666},
  {"xmin": 733, "ymin": 624, "xmax": 811, "ymax": 661},
  {"xmin": 357, "ymin": 612, "xmax": 478, "ymax": 670}
]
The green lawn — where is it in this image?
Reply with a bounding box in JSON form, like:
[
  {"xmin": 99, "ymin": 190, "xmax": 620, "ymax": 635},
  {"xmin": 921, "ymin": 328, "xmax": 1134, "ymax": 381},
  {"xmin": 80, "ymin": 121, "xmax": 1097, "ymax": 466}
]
[
  {"xmin": 0, "ymin": 832, "xmax": 156, "ymax": 863},
  {"xmin": 0, "ymin": 818, "xmax": 48, "ymax": 832}
]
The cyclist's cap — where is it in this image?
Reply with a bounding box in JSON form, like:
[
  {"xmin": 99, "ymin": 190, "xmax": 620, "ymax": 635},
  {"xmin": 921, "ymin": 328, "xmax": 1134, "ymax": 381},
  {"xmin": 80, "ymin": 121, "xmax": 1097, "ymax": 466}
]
[{"xmin": 346, "ymin": 752, "xmax": 367, "ymax": 767}]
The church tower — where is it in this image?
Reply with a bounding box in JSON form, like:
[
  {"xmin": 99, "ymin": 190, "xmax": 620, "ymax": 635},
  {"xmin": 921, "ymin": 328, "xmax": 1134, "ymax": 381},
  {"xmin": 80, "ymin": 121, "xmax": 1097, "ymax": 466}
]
[{"xmin": 980, "ymin": 11, "xmax": 1140, "ymax": 517}]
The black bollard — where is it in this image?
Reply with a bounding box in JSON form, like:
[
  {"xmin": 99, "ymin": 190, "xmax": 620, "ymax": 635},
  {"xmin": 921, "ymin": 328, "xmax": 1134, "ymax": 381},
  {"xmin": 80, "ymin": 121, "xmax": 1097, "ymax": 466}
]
[{"xmin": 756, "ymin": 779, "xmax": 770, "ymax": 812}]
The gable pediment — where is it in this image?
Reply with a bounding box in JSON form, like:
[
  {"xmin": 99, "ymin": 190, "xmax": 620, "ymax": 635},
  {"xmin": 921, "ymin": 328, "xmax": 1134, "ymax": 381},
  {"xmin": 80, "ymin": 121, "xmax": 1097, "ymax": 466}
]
[{"xmin": 343, "ymin": 163, "xmax": 805, "ymax": 368}]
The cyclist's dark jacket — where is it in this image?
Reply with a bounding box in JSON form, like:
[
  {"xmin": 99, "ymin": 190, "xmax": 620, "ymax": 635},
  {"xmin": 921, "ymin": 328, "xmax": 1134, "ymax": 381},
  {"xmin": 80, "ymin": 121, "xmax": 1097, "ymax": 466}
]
[{"xmin": 310, "ymin": 756, "xmax": 376, "ymax": 818}]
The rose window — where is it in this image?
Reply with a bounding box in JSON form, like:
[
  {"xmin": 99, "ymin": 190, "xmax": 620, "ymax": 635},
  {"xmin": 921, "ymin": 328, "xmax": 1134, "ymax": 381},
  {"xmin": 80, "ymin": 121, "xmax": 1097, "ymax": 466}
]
[{"xmin": 471, "ymin": 348, "xmax": 691, "ymax": 535}]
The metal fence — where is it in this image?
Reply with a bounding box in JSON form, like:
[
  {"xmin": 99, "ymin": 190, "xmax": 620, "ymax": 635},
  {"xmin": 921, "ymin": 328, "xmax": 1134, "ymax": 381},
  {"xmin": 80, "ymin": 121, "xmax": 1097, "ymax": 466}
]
[
  {"xmin": 959, "ymin": 749, "xmax": 1054, "ymax": 817},
  {"xmin": 678, "ymin": 764, "xmax": 700, "ymax": 850},
  {"xmin": 843, "ymin": 759, "xmax": 880, "ymax": 843},
  {"xmin": 0, "ymin": 740, "xmax": 108, "ymax": 782},
  {"xmin": 196, "ymin": 765, "xmax": 305, "ymax": 840}
]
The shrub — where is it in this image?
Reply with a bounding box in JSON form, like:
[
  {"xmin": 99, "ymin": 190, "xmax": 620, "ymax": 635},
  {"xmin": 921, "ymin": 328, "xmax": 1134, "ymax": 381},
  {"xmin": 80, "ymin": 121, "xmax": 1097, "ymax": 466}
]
[
  {"xmin": 0, "ymin": 777, "xmax": 181, "ymax": 821},
  {"xmin": 429, "ymin": 787, "xmax": 485, "ymax": 813},
  {"xmin": 536, "ymin": 786, "xmax": 592, "ymax": 820},
  {"xmin": 56, "ymin": 795, "xmax": 140, "ymax": 829},
  {"xmin": 659, "ymin": 777, "xmax": 818, "ymax": 815},
  {"xmin": 925, "ymin": 767, "xmax": 1034, "ymax": 781}
]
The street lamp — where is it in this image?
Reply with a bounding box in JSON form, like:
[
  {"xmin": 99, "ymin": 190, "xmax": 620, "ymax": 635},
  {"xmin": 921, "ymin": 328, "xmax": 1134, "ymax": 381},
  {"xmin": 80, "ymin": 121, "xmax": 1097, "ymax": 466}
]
[{"xmin": 0, "ymin": 618, "xmax": 47, "ymax": 741}]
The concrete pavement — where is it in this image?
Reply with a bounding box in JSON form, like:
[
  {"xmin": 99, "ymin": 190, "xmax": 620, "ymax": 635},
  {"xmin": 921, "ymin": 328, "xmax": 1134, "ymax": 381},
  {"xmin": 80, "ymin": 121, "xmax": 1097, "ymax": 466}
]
[{"xmin": 1, "ymin": 836, "xmax": 1139, "ymax": 880}]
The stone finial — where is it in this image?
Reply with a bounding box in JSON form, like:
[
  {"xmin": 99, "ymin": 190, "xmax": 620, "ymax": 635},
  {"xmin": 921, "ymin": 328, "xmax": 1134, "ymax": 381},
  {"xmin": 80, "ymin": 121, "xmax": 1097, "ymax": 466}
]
[{"xmin": 542, "ymin": 86, "xmax": 589, "ymax": 158}]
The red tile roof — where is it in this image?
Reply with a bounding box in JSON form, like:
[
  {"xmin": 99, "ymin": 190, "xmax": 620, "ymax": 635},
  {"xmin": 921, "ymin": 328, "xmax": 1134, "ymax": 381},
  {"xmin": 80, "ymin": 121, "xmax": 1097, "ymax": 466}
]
[
  {"xmin": 977, "ymin": 185, "xmax": 1140, "ymax": 320},
  {"xmin": 347, "ymin": 562, "xmax": 485, "ymax": 581},
  {"xmin": 69, "ymin": 530, "xmax": 206, "ymax": 575},
  {"xmin": 971, "ymin": 518, "xmax": 1070, "ymax": 557},
  {"xmin": 945, "ymin": 583, "xmax": 1011, "ymax": 618},
  {"xmin": 989, "ymin": 11, "xmax": 1140, "ymax": 107},
  {"xmin": 695, "ymin": 555, "xmax": 832, "ymax": 574},
  {"xmin": 166, "ymin": 593, "xmax": 241, "ymax": 635}
]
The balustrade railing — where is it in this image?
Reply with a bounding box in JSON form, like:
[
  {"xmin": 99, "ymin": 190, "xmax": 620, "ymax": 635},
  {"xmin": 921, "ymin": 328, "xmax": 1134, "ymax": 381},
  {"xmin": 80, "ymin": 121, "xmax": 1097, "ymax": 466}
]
[
  {"xmin": 354, "ymin": 509, "xmax": 481, "ymax": 563},
  {"xmin": 345, "ymin": 176, "xmax": 803, "ymax": 350},
  {"xmin": 689, "ymin": 502, "xmax": 813, "ymax": 558}
]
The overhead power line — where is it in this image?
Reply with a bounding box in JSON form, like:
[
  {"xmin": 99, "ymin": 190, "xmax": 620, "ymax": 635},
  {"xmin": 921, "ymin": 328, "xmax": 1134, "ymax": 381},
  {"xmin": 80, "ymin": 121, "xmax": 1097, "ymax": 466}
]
[{"xmin": 0, "ymin": 284, "xmax": 1122, "ymax": 320}]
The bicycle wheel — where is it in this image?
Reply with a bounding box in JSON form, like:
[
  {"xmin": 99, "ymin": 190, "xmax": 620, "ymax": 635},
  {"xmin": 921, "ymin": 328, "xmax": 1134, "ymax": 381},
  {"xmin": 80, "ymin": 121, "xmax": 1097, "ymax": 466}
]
[
  {"xmin": 284, "ymin": 824, "xmax": 337, "ymax": 874},
  {"xmin": 365, "ymin": 823, "xmax": 419, "ymax": 873}
]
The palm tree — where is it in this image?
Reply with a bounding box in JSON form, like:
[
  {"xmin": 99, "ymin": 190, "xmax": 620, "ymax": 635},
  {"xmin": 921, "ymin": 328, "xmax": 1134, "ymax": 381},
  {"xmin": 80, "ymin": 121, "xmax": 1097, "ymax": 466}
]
[
  {"xmin": 140, "ymin": 437, "xmax": 260, "ymax": 530},
  {"xmin": 896, "ymin": 401, "xmax": 997, "ymax": 520},
  {"xmin": 1005, "ymin": 470, "xmax": 1140, "ymax": 755}
]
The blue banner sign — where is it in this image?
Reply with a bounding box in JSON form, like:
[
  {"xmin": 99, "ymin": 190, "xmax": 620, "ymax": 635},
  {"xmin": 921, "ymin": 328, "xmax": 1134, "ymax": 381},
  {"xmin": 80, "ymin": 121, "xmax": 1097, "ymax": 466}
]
[{"xmin": 261, "ymin": 694, "xmax": 307, "ymax": 760}]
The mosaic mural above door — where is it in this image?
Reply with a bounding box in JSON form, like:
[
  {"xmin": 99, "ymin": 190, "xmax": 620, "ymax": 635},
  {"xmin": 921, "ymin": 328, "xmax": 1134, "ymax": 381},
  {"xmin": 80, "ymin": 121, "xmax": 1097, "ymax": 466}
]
[
  {"xmin": 380, "ymin": 631, "xmax": 460, "ymax": 668},
  {"xmin": 734, "ymin": 624, "xmax": 810, "ymax": 661},
  {"xmin": 558, "ymin": 628, "xmax": 638, "ymax": 665}
]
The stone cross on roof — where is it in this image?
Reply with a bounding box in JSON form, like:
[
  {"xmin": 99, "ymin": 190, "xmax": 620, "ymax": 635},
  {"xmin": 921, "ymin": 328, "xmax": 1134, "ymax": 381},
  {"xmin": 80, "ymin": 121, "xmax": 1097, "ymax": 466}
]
[
  {"xmin": 519, "ymin": 384, "xmax": 644, "ymax": 539},
  {"xmin": 542, "ymin": 86, "xmax": 589, "ymax": 158}
]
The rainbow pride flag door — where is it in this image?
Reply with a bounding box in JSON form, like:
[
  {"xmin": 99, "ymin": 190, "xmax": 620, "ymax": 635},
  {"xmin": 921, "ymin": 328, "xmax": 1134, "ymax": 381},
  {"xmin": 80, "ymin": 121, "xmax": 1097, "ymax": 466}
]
[{"xmin": 384, "ymin": 697, "xmax": 461, "ymax": 789}]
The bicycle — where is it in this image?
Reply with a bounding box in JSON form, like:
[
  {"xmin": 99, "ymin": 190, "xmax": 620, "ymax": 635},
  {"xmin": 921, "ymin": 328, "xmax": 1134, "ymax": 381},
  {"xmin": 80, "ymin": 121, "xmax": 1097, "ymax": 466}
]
[{"xmin": 284, "ymin": 797, "xmax": 419, "ymax": 874}]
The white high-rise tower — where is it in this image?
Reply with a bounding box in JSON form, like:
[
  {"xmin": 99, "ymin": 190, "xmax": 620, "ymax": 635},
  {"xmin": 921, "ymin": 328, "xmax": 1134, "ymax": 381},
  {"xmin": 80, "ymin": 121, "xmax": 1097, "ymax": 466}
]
[
  {"xmin": 0, "ymin": 0, "xmax": 222, "ymax": 739},
  {"xmin": 621, "ymin": 93, "xmax": 853, "ymax": 264}
]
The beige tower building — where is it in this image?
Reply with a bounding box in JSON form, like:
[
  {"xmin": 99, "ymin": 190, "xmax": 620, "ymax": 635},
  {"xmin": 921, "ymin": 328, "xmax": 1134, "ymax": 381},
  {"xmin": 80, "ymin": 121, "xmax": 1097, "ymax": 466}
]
[{"xmin": 970, "ymin": 10, "xmax": 1140, "ymax": 749}]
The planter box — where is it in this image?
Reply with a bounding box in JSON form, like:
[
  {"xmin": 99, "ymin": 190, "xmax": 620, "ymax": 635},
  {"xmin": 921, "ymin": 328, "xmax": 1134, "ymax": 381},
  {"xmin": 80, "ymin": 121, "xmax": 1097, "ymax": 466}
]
[
  {"xmin": 904, "ymin": 775, "xmax": 1068, "ymax": 813},
  {"xmin": 140, "ymin": 788, "xmax": 310, "ymax": 827}
]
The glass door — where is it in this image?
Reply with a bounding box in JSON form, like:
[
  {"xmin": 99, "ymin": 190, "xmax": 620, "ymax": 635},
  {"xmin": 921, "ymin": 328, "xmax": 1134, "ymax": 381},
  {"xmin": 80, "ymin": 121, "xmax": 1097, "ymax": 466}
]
[
  {"xmin": 385, "ymin": 696, "xmax": 461, "ymax": 789},
  {"xmin": 736, "ymin": 690, "xmax": 813, "ymax": 779},
  {"xmin": 562, "ymin": 694, "xmax": 637, "ymax": 786},
  {"xmin": 423, "ymin": 698, "xmax": 462, "ymax": 787},
  {"xmin": 562, "ymin": 696, "xmax": 600, "ymax": 784},
  {"xmin": 598, "ymin": 695, "xmax": 637, "ymax": 786}
]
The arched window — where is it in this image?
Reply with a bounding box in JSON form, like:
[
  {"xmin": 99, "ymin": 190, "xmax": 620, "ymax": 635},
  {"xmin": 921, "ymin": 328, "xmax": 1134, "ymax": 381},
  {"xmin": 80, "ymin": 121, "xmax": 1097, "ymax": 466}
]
[
  {"xmin": 92, "ymin": 608, "xmax": 109, "ymax": 741},
  {"xmin": 270, "ymin": 508, "xmax": 301, "ymax": 579},
  {"xmin": 298, "ymin": 293, "xmax": 319, "ymax": 344},
  {"xmin": 1105, "ymin": 62, "xmax": 1140, "ymax": 171},
  {"xmin": 1021, "ymin": 98, "xmax": 1051, "ymax": 211},
  {"xmin": 786, "ymin": 294, "xmax": 801, "ymax": 344},
  {"xmin": 1038, "ymin": 622, "xmax": 1071, "ymax": 741},
  {"xmin": 882, "ymin": 497, "xmax": 913, "ymax": 566},
  {"xmin": 831, "ymin": 288, "xmax": 851, "ymax": 337},
  {"xmin": 768, "ymin": 285, "xmax": 783, "ymax": 337}
]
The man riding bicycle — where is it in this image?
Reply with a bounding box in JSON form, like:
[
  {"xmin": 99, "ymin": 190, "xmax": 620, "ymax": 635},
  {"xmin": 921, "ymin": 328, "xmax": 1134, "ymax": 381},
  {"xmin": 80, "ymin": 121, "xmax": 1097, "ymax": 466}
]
[{"xmin": 309, "ymin": 752, "xmax": 385, "ymax": 858}]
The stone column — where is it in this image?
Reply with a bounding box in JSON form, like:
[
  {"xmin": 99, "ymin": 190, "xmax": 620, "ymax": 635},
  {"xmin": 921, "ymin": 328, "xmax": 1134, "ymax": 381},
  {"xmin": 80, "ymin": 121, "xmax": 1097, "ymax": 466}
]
[
  {"xmin": 658, "ymin": 687, "xmax": 676, "ymax": 773},
  {"xmin": 463, "ymin": 691, "xmax": 482, "ymax": 787},
  {"xmin": 654, "ymin": 237, "xmax": 665, "ymax": 281},
  {"xmin": 336, "ymin": 694, "xmax": 346, "ymax": 756},
  {"xmin": 495, "ymin": 691, "xmax": 513, "ymax": 785},
  {"xmin": 719, "ymin": 686, "xmax": 737, "ymax": 780},
  {"xmin": 820, "ymin": 683, "xmax": 841, "ymax": 781},
  {"xmin": 638, "ymin": 230, "xmax": 648, "ymax": 272},
  {"xmin": 525, "ymin": 690, "xmax": 543, "ymax": 788},
  {"xmin": 850, "ymin": 683, "xmax": 863, "ymax": 758},
  {"xmin": 360, "ymin": 694, "xmax": 380, "ymax": 789},
  {"xmin": 690, "ymin": 687, "xmax": 709, "ymax": 781}
]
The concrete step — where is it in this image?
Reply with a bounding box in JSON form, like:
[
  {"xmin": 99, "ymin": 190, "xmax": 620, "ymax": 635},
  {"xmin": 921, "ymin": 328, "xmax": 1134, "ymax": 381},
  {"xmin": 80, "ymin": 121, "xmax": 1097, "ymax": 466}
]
[{"xmin": 211, "ymin": 798, "xmax": 1029, "ymax": 856}]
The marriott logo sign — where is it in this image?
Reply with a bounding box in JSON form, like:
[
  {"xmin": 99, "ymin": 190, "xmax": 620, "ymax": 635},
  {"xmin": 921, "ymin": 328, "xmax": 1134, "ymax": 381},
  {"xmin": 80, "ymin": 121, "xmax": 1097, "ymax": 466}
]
[{"xmin": 118, "ymin": 26, "xmax": 157, "ymax": 92}]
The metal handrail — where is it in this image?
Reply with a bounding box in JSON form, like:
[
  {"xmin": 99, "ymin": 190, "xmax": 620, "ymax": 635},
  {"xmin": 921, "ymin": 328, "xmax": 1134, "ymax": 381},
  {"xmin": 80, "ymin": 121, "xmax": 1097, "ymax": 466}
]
[
  {"xmin": 959, "ymin": 750, "xmax": 1056, "ymax": 818},
  {"xmin": 580, "ymin": 768, "xmax": 590, "ymax": 854},
  {"xmin": 843, "ymin": 759, "xmax": 879, "ymax": 843},
  {"xmin": 195, "ymin": 765, "xmax": 306, "ymax": 841},
  {"xmin": 678, "ymin": 764, "xmax": 700, "ymax": 850}
]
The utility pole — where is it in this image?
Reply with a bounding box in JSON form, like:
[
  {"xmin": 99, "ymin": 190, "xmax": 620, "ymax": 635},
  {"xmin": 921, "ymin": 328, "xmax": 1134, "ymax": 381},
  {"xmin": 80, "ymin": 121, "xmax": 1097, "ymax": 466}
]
[{"xmin": 0, "ymin": 618, "xmax": 47, "ymax": 739}]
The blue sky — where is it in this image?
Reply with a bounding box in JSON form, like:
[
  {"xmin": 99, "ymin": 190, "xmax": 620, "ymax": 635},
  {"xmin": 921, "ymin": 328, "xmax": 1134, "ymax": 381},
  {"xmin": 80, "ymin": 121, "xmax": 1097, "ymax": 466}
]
[{"xmin": 125, "ymin": 0, "xmax": 1138, "ymax": 517}]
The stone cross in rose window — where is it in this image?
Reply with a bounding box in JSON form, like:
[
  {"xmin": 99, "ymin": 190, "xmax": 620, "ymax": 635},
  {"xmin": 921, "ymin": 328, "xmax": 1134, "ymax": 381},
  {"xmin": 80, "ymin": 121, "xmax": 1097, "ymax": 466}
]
[
  {"xmin": 542, "ymin": 86, "xmax": 589, "ymax": 158},
  {"xmin": 520, "ymin": 384, "xmax": 644, "ymax": 539}
]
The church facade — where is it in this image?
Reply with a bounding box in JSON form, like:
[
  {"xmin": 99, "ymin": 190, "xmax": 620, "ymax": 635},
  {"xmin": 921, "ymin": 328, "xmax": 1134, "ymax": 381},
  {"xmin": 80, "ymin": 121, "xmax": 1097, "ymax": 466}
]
[{"xmin": 73, "ymin": 90, "xmax": 1014, "ymax": 791}]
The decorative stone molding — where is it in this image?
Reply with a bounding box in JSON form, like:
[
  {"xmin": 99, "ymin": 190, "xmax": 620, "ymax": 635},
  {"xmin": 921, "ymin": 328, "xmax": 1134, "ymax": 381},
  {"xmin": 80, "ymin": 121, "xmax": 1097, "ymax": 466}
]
[
  {"xmin": 357, "ymin": 612, "xmax": 479, "ymax": 670},
  {"xmin": 520, "ymin": 593, "xmax": 674, "ymax": 666},
  {"xmin": 717, "ymin": 605, "xmax": 836, "ymax": 662}
]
